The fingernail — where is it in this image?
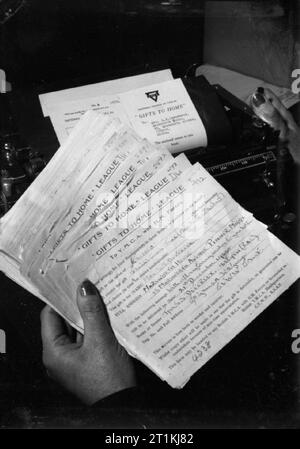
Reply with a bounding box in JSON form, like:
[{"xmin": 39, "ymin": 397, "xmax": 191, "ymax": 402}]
[
  {"xmin": 252, "ymin": 92, "xmax": 266, "ymax": 107},
  {"xmin": 257, "ymin": 86, "xmax": 264, "ymax": 94},
  {"xmin": 80, "ymin": 279, "xmax": 96, "ymax": 296}
]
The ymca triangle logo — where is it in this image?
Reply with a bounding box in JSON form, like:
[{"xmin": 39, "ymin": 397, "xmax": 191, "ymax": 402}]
[{"xmin": 145, "ymin": 90, "xmax": 160, "ymax": 102}]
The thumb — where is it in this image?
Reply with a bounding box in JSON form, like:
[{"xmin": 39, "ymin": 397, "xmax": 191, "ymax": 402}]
[{"xmin": 77, "ymin": 279, "xmax": 113, "ymax": 345}]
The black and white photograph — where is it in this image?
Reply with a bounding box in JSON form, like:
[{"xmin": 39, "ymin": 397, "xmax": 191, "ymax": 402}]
[{"xmin": 0, "ymin": 0, "xmax": 300, "ymax": 433}]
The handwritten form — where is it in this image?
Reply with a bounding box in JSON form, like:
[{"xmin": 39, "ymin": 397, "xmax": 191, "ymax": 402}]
[
  {"xmin": 48, "ymin": 95, "xmax": 131, "ymax": 145},
  {"xmin": 40, "ymin": 69, "xmax": 173, "ymax": 144},
  {"xmin": 44, "ymin": 77, "xmax": 208, "ymax": 153},
  {"xmin": 0, "ymin": 111, "xmax": 299, "ymax": 388}
]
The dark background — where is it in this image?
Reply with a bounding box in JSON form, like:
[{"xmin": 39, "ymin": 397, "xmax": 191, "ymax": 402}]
[
  {"xmin": 1, "ymin": 0, "xmax": 205, "ymax": 88},
  {"xmin": 0, "ymin": 0, "xmax": 300, "ymax": 428}
]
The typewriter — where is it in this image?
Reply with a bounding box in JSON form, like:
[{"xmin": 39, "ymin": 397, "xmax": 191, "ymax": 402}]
[
  {"xmin": 0, "ymin": 75, "xmax": 292, "ymax": 230},
  {"xmin": 182, "ymin": 75, "xmax": 291, "ymax": 230}
]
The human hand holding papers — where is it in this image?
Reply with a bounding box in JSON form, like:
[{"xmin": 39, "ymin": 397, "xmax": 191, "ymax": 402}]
[{"xmin": 0, "ymin": 111, "xmax": 300, "ymax": 388}]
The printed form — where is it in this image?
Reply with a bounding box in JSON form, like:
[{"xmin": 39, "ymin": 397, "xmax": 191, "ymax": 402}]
[{"xmin": 0, "ymin": 112, "xmax": 299, "ymax": 388}]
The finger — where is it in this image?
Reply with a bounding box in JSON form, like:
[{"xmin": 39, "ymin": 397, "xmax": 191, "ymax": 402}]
[
  {"xmin": 252, "ymin": 89, "xmax": 289, "ymax": 140},
  {"xmin": 263, "ymin": 88, "xmax": 296, "ymax": 128},
  {"xmin": 278, "ymin": 122, "xmax": 289, "ymax": 142},
  {"xmin": 41, "ymin": 305, "xmax": 72, "ymax": 349},
  {"xmin": 65, "ymin": 321, "xmax": 77, "ymax": 341},
  {"xmin": 77, "ymin": 279, "xmax": 114, "ymax": 346},
  {"xmin": 76, "ymin": 331, "xmax": 84, "ymax": 345}
]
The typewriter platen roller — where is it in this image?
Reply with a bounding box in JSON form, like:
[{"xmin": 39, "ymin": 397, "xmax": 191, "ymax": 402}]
[{"xmin": 182, "ymin": 75, "xmax": 291, "ymax": 229}]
